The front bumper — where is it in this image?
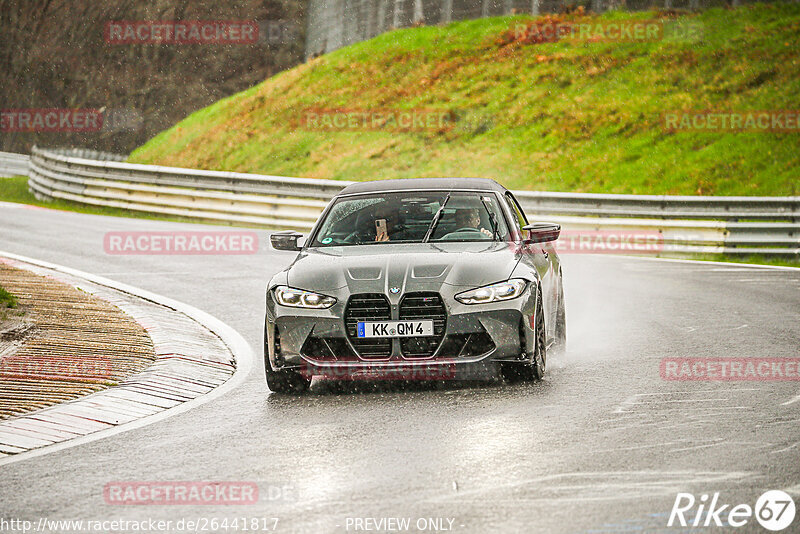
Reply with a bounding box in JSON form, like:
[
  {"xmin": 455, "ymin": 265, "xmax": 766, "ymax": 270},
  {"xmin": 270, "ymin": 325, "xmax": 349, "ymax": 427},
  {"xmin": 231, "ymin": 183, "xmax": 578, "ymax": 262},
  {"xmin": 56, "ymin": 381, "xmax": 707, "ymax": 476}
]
[{"xmin": 265, "ymin": 284, "xmax": 539, "ymax": 380}]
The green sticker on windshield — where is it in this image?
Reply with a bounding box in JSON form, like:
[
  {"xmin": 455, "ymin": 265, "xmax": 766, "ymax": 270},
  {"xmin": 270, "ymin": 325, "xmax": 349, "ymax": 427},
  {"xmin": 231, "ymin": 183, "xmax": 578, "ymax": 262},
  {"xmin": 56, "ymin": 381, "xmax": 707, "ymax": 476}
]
[{"xmin": 322, "ymin": 237, "xmax": 333, "ymax": 244}]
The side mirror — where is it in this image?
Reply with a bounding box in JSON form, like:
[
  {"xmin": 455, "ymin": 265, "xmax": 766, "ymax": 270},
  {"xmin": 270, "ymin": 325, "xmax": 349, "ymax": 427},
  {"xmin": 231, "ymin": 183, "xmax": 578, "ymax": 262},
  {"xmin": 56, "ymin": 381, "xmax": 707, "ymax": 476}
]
[
  {"xmin": 270, "ymin": 231, "xmax": 303, "ymax": 251},
  {"xmin": 523, "ymin": 223, "xmax": 561, "ymax": 244}
]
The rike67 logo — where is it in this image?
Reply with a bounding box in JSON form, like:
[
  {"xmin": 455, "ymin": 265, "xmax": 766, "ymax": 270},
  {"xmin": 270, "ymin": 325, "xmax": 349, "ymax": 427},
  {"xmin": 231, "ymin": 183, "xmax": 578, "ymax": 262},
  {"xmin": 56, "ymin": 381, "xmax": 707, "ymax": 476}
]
[{"xmin": 668, "ymin": 490, "xmax": 796, "ymax": 531}]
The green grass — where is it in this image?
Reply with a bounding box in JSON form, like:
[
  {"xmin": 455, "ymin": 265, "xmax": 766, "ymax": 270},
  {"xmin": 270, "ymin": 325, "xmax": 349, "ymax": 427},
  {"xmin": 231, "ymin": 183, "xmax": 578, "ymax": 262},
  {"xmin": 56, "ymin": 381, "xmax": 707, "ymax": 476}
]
[
  {"xmin": 0, "ymin": 285, "xmax": 17, "ymax": 309},
  {"xmin": 691, "ymin": 253, "xmax": 800, "ymax": 268},
  {"xmin": 129, "ymin": 3, "xmax": 800, "ymax": 196},
  {"xmin": 0, "ymin": 283, "xmax": 20, "ymax": 321}
]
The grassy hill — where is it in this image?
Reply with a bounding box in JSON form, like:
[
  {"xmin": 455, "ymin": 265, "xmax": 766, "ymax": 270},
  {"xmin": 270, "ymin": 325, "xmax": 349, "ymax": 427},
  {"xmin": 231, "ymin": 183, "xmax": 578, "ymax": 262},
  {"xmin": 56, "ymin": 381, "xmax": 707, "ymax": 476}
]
[{"xmin": 129, "ymin": 3, "xmax": 800, "ymax": 196}]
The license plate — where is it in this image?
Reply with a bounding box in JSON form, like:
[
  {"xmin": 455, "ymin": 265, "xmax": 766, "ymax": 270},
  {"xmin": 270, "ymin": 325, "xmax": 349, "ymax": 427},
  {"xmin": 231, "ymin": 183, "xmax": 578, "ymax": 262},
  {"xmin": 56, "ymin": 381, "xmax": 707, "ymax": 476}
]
[{"xmin": 357, "ymin": 320, "xmax": 434, "ymax": 338}]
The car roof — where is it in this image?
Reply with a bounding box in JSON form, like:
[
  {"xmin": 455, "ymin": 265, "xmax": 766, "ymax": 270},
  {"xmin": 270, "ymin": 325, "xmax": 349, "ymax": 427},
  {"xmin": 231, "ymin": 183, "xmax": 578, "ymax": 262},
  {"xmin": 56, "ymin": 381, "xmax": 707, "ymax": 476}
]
[{"xmin": 338, "ymin": 177, "xmax": 508, "ymax": 196}]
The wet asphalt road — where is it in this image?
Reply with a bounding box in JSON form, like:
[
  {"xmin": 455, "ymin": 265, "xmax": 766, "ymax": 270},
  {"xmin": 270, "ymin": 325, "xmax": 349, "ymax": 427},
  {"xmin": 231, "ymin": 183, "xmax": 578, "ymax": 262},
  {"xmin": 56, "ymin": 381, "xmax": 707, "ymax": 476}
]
[{"xmin": 0, "ymin": 202, "xmax": 799, "ymax": 533}]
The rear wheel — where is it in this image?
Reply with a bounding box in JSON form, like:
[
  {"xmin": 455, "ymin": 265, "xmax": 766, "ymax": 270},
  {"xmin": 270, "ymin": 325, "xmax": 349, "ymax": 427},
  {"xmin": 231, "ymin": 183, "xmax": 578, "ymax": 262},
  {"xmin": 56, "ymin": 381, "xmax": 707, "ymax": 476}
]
[{"xmin": 502, "ymin": 288, "xmax": 546, "ymax": 382}]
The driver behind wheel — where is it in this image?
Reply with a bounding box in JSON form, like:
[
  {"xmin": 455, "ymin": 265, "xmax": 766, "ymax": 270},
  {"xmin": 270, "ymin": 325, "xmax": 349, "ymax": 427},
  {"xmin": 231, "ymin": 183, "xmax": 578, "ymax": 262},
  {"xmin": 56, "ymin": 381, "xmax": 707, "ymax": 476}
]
[{"xmin": 453, "ymin": 208, "xmax": 492, "ymax": 237}]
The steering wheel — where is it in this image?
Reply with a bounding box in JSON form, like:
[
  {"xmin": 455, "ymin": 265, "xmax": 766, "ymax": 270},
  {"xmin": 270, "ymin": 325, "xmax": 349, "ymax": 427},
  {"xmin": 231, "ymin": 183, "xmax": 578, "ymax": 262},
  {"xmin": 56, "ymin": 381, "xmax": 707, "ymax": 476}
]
[
  {"xmin": 343, "ymin": 229, "xmax": 370, "ymax": 244},
  {"xmin": 441, "ymin": 227, "xmax": 488, "ymax": 240}
]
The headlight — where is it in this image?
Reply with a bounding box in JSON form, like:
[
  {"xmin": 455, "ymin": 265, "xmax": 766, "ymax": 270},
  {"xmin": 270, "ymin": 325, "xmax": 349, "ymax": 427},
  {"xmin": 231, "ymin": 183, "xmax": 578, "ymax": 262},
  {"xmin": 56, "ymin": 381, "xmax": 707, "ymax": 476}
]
[
  {"xmin": 273, "ymin": 286, "xmax": 336, "ymax": 309},
  {"xmin": 455, "ymin": 279, "xmax": 528, "ymax": 305}
]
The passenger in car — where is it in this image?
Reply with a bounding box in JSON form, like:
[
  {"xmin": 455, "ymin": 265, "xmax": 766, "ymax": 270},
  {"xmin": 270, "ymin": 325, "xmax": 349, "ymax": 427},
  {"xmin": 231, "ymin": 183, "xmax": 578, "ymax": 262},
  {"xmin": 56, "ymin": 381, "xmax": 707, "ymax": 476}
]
[{"xmin": 372, "ymin": 202, "xmax": 410, "ymax": 242}]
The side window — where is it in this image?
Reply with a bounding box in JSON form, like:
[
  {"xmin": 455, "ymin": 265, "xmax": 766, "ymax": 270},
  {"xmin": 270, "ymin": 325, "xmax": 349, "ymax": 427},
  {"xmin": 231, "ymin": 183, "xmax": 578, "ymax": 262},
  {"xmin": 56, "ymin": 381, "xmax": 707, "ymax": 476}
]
[{"xmin": 504, "ymin": 193, "xmax": 527, "ymax": 232}]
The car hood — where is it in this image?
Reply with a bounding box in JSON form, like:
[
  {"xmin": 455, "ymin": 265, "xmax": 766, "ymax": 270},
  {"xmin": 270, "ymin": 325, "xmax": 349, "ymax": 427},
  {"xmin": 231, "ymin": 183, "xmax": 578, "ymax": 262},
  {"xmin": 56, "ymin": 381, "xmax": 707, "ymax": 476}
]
[{"xmin": 286, "ymin": 242, "xmax": 522, "ymax": 293}]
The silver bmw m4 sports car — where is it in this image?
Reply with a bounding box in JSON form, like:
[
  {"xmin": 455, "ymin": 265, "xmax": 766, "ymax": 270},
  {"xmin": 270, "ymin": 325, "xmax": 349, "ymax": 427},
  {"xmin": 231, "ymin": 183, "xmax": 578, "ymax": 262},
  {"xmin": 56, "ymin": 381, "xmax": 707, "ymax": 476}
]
[{"xmin": 265, "ymin": 178, "xmax": 565, "ymax": 393}]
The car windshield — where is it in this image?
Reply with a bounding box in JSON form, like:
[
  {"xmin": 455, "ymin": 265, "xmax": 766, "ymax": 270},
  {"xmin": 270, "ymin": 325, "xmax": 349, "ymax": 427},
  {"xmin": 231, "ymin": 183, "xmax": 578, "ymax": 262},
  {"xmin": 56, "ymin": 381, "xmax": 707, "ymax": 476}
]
[{"xmin": 311, "ymin": 191, "xmax": 510, "ymax": 246}]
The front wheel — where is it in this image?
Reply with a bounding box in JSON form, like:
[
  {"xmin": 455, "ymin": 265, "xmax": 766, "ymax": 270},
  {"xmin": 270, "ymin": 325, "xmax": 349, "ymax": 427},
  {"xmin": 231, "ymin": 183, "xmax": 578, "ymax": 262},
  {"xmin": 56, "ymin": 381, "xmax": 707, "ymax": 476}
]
[
  {"xmin": 531, "ymin": 289, "xmax": 546, "ymax": 380},
  {"xmin": 266, "ymin": 367, "xmax": 311, "ymax": 394},
  {"xmin": 502, "ymin": 289, "xmax": 546, "ymax": 382},
  {"xmin": 551, "ymin": 271, "xmax": 567, "ymax": 358}
]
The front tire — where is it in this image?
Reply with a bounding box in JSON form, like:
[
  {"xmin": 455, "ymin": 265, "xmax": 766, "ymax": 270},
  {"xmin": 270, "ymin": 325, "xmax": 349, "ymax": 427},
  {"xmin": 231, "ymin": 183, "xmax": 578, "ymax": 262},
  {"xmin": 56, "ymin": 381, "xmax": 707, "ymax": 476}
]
[
  {"xmin": 531, "ymin": 289, "xmax": 546, "ymax": 380},
  {"xmin": 551, "ymin": 271, "xmax": 567, "ymax": 358},
  {"xmin": 266, "ymin": 367, "xmax": 311, "ymax": 394},
  {"xmin": 502, "ymin": 288, "xmax": 546, "ymax": 382}
]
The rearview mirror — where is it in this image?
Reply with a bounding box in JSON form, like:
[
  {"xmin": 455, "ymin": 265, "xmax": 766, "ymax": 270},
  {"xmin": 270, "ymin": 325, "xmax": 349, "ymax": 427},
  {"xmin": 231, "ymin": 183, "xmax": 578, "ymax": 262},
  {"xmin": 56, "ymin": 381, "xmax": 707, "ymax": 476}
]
[
  {"xmin": 523, "ymin": 223, "xmax": 561, "ymax": 244},
  {"xmin": 270, "ymin": 231, "xmax": 303, "ymax": 251}
]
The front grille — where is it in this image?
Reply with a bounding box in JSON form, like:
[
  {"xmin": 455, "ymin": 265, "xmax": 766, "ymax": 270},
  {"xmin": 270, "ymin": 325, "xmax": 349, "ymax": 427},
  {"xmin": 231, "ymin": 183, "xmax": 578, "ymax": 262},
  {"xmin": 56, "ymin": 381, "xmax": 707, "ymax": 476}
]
[
  {"xmin": 399, "ymin": 292, "xmax": 446, "ymax": 358},
  {"xmin": 345, "ymin": 294, "xmax": 392, "ymax": 359}
]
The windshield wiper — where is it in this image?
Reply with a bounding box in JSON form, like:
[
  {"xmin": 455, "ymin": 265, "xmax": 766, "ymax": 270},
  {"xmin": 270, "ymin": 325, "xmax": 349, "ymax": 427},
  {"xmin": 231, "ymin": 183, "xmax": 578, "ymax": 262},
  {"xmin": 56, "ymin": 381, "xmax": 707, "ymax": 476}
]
[{"xmin": 423, "ymin": 193, "xmax": 451, "ymax": 242}]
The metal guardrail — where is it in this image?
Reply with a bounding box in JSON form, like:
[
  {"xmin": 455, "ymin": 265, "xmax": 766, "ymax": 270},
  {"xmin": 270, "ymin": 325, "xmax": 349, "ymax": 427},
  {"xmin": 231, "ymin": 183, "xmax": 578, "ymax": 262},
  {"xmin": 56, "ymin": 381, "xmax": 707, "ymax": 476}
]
[
  {"xmin": 42, "ymin": 147, "xmax": 128, "ymax": 162},
  {"xmin": 513, "ymin": 190, "xmax": 800, "ymax": 222},
  {"xmin": 26, "ymin": 146, "xmax": 800, "ymax": 257},
  {"xmin": 28, "ymin": 146, "xmax": 340, "ymax": 230},
  {"xmin": 0, "ymin": 151, "xmax": 30, "ymax": 178}
]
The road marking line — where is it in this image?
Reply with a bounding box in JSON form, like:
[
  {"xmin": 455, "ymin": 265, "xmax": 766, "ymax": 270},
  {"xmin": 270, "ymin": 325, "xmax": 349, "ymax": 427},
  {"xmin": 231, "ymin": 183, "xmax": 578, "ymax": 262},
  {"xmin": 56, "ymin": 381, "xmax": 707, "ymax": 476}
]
[
  {"xmin": 628, "ymin": 255, "xmax": 800, "ymax": 273},
  {"xmin": 669, "ymin": 439, "xmax": 725, "ymax": 453},
  {"xmin": 424, "ymin": 471, "xmax": 753, "ymax": 504},
  {"xmin": 614, "ymin": 388, "xmax": 765, "ymax": 413},
  {"xmin": 763, "ymin": 418, "xmax": 800, "ymax": 426},
  {"xmin": 628, "ymin": 398, "xmax": 730, "ymax": 404},
  {"xmin": 97, "ymin": 271, "xmax": 200, "ymax": 275},
  {"xmin": 781, "ymin": 393, "xmax": 800, "ymax": 406},
  {"xmin": 624, "ymin": 389, "xmax": 762, "ymax": 396},
  {"xmin": 590, "ymin": 442, "xmax": 678, "ymax": 453},
  {"xmin": 771, "ymin": 442, "xmax": 800, "ymax": 454}
]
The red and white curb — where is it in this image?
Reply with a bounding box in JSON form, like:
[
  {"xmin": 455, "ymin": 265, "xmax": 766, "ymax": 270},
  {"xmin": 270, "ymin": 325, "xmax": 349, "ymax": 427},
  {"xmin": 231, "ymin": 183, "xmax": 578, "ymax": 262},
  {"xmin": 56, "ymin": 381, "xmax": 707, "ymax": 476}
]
[{"xmin": 0, "ymin": 251, "xmax": 253, "ymax": 466}]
